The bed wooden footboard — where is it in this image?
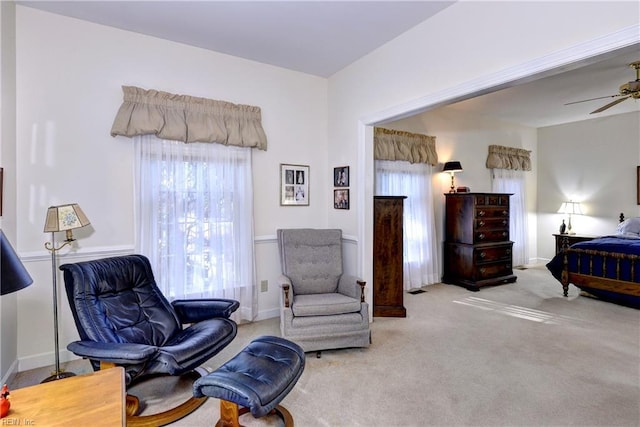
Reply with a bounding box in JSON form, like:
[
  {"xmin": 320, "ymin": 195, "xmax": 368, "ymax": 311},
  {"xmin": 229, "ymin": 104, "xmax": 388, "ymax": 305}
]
[{"xmin": 561, "ymin": 248, "xmax": 640, "ymax": 298}]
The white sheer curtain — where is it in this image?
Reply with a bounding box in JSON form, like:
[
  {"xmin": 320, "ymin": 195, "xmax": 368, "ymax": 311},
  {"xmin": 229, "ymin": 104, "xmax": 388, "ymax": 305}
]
[
  {"xmin": 492, "ymin": 168, "xmax": 528, "ymax": 267},
  {"xmin": 135, "ymin": 135, "xmax": 257, "ymax": 322},
  {"xmin": 375, "ymin": 160, "xmax": 439, "ymax": 290}
]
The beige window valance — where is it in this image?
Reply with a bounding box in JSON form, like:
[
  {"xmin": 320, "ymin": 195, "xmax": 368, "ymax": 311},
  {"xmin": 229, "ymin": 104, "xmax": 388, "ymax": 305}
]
[
  {"xmin": 110, "ymin": 86, "xmax": 268, "ymax": 150},
  {"xmin": 486, "ymin": 145, "xmax": 531, "ymax": 171},
  {"xmin": 374, "ymin": 127, "xmax": 438, "ymax": 165}
]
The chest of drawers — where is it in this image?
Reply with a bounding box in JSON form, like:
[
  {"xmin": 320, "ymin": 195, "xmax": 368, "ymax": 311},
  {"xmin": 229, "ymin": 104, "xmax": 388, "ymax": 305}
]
[{"xmin": 443, "ymin": 193, "xmax": 517, "ymax": 290}]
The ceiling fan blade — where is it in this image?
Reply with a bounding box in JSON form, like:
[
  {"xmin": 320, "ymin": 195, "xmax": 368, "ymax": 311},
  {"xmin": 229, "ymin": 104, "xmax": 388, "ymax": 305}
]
[
  {"xmin": 590, "ymin": 96, "xmax": 630, "ymax": 114},
  {"xmin": 564, "ymin": 94, "xmax": 622, "ymax": 106}
]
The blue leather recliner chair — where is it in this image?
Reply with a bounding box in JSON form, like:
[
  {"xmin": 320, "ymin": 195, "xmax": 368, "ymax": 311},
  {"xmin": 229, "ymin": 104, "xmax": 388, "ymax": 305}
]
[{"xmin": 60, "ymin": 254, "xmax": 239, "ymax": 426}]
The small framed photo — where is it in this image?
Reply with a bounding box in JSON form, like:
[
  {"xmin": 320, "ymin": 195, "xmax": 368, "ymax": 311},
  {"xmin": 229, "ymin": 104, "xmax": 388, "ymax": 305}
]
[
  {"xmin": 334, "ymin": 166, "xmax": 349, "ymax": 187},
  {"xmin": 334, "ymin": 189, "xmax": 349, "ymax": 210},
  {"xmin": 281, "ymin": 164, "xmax": 309, "ymax": 206}
]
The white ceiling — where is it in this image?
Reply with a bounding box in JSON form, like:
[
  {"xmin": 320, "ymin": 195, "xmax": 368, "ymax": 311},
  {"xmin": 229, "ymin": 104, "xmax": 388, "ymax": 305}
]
[
  {"xmin": 442, "ymin": 47, "xmax": 640, "ymax": 128},
  {"xmin": 18, "ymin": 1, "xmax": 640, "ymax": 128},
  {"xmin": 19, "ymin": 1, "xmax": 455, "ymax": 77}
]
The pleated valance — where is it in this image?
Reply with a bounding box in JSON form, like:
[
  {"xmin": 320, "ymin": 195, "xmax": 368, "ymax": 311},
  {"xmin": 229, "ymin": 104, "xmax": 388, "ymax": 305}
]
[
  {"xmin": 110, "ymin": 86, "xmax": 268, "ymax": 150},
  {"xmin": 485, "ymin": 145, "xmax": 531, "ymax": 171},
  {"xmin": 374, "ymin": 127, "xmax": 438, "ymax": 165}
]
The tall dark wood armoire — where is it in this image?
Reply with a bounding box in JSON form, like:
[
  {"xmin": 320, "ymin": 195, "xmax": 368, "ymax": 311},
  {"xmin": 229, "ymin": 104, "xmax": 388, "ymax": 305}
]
[
  {"xmin": 373, "ymin": 196, "xmax": 407, "ymax": 317},
  {"xmin": 442, "ymin": 192, "xmax": 517, "ymax": 291}
]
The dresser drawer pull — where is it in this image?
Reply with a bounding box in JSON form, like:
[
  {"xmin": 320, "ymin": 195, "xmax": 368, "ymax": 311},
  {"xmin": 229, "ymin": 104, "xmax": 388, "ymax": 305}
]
[
  {"xmin": 479, "ymin": 220, "xmax": 485, "ymax": 227},
  {"xmin": 478, "ymin": 233, "xmax": 485, "ymax": 240},
  {"xmin": 479, "ymin": 252, "xmax": 486, "ymax": 259},
  {"xmin": 502, "ymin": 210, "xmax": 508, "ymax": 216},
  {"xmin": 502, "ymin": 220, "xmax": 507, "ymax": 226},
  {"xmin": 478, "ymin": 210, "xmax": 486, "ymax": 217},
  {"xmin": 502, "ymin": 231, "xmax": 507, "ymax": 237},
  {"xmin": 479, "ymin": 268, "xmax": 486, "ymax": 275},
  {"xmin": 506, "ymin": 249, "xmax": 511, "ymax": 255}
]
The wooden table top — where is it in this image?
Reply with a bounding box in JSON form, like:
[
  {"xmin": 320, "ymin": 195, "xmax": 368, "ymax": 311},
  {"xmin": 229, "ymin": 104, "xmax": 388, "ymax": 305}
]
[{"xmin": 5, "ymin": 367, "xmax": 125, "ymax": 426}]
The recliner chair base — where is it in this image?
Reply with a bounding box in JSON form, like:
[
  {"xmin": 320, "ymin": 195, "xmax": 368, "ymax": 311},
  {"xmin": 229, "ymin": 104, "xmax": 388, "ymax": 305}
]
[
  {"xmin": 123, "ymin": 367, "xmax": 209, "ymax": 427},
  {"xmin": 126, "ymin": 394, "xmax": 207, "ymax": 427}
]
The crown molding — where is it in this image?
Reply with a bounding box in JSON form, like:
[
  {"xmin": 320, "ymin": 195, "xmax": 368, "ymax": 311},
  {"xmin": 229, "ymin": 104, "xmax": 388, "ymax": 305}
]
[{"xmin": 365, "ymin": 24, "xmax": 640, "ymax": 125}]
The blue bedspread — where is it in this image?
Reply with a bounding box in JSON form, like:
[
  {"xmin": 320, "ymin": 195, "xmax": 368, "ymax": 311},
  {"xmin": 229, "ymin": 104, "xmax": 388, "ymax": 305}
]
[
  {"xmin": 546, "ymin": 235, "xmax": 640, "ymax": 308},
  {"xmin": 571, "ymin": 235, "xmax": 640, "ymax": 254}
]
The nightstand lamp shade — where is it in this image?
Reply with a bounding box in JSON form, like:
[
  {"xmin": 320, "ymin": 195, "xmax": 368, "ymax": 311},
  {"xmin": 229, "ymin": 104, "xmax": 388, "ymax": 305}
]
[
  {"xmin": 558, "ymin": 201, "xmax": 582, "ymax": 235},
  {"xmin": 1, "ymin": 230, "xmax": 33, "ymax": 296},
  {"xmin": 443, "ymin": 161, "xmax": 463, "ymax": 193}
]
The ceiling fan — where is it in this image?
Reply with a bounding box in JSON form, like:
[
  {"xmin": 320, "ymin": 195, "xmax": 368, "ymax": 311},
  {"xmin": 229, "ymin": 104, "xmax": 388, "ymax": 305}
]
[{"xmin": 565, "ymin": 60, "xmax": 640, "ymax": 114}]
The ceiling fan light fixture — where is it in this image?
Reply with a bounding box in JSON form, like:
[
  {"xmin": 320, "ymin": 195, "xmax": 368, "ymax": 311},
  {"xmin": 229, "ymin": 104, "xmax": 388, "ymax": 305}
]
[
  {"xmin": 568, "ymin": 59, "xmax": 640, "ymax": 114},
  {"xmin": 619, "ymin": 81, "xmax": 640, "ymax": 95}
]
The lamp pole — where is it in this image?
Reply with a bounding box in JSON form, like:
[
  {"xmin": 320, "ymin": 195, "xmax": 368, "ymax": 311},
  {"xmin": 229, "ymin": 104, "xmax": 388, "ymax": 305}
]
[{"xmin": 42, "ymin": 232, "xmax": 76, "ymax": 383}]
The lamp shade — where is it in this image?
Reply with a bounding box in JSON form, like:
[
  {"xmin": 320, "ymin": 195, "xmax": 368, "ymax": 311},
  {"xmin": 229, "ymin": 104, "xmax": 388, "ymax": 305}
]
[
  {"xmin": 1, "ymin": 230, "xmax": 33, "ymax": 295},
  {"xmin": 558, "ymin": 201, "xmax": 583, "ymax": 215},
  {"xmin": 443, "ymin": 161, "xmax": 463, "ymax": 173},
  {"xmin": 44, "ymin": 204, "xmax": 90, "ymax": 233}
]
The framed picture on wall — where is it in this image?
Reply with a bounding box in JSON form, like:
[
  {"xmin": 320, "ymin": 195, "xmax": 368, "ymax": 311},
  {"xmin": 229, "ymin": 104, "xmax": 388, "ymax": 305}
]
[
  {"xmin": 334, "ymin": 189, "xmax": 349, "ymax": 210},
  {"xmin": 334, "ymin": 166, "xmax": 349, "ymax": 187},
  {"xmin": 280, "ymin": 164, "xmax": 309, "ymax": 206}
]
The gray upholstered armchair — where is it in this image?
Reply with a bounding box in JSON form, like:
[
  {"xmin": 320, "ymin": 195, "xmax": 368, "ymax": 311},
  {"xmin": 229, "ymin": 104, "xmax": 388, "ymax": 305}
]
[{"xmin": 277, "ymin": 228, "xmax": 371, "ymax": 354}]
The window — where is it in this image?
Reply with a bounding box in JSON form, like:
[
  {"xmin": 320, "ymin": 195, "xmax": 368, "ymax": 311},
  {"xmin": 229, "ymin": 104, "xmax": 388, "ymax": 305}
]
[
  {"xmin": 135, "ymin": 135, "xmax": 256, "ymax": 320},
  {"xmin": 492, "ymin": 168, "xmax": 528, "ymax": 267},
  {"xmin": 375, "ymin": 160, "xmax": 440, "ymax": 289}
]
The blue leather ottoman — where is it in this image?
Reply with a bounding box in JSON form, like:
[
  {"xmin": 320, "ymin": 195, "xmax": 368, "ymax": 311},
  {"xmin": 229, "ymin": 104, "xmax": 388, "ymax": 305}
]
[{"xmin": 193, "ymin": 335, "xmax": 305, "ymax": 427}]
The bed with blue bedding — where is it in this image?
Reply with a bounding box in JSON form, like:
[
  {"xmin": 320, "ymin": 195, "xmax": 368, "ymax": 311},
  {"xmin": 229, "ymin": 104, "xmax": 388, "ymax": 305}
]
[{"xmin": 546, "ymin": 219, "xmax": 640, "ymax": 308}]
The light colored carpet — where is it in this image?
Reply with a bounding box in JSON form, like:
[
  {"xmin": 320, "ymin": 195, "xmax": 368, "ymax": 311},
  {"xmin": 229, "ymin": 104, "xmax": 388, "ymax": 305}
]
[{"xmin": 11, "ymin": 266, "xmax": 640, "ymax": 426}]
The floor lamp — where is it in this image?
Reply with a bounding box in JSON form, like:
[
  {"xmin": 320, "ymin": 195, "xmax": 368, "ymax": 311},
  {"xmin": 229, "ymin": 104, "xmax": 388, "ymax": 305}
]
[{"xmin": 42, "ymin": 203, "xmax": 90, "ymax": 383}]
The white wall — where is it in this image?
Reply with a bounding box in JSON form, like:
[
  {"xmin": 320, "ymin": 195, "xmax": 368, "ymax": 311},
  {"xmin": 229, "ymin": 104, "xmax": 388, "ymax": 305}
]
[
  {"xmin": 537, "ymin": 111, "xmax": 640, "ymax": 260},
  {"xmin": 14, "ymin": 6, "xmax": 329, "ymax": 371}
]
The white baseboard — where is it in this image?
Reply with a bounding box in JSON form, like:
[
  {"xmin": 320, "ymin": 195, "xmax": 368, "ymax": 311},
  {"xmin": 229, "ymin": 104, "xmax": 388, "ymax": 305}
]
[
  {"xmin": 529, "ymin": 257, "xmax": 552, "ymax": 265},
  {"xmin": 1, "ymin": 359, "xmax": 19, "ymax": 387},
  {"xmin": 18, "ymin": 349, "xmax": 81, "ymax": 373},
  {"xmin": 255, "ymin": 308, "xmax": 279, "ymax": 322}
]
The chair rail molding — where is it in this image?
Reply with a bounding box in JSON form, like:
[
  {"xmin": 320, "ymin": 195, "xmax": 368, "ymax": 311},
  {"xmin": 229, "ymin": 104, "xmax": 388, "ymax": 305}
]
[
  {"xmin": 20, "ymin": 245, "xmax": 135, "ymax": 263},
  {"xmin": 20, "ymin": 235, "xmax": 360, "ymax": 262}
]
